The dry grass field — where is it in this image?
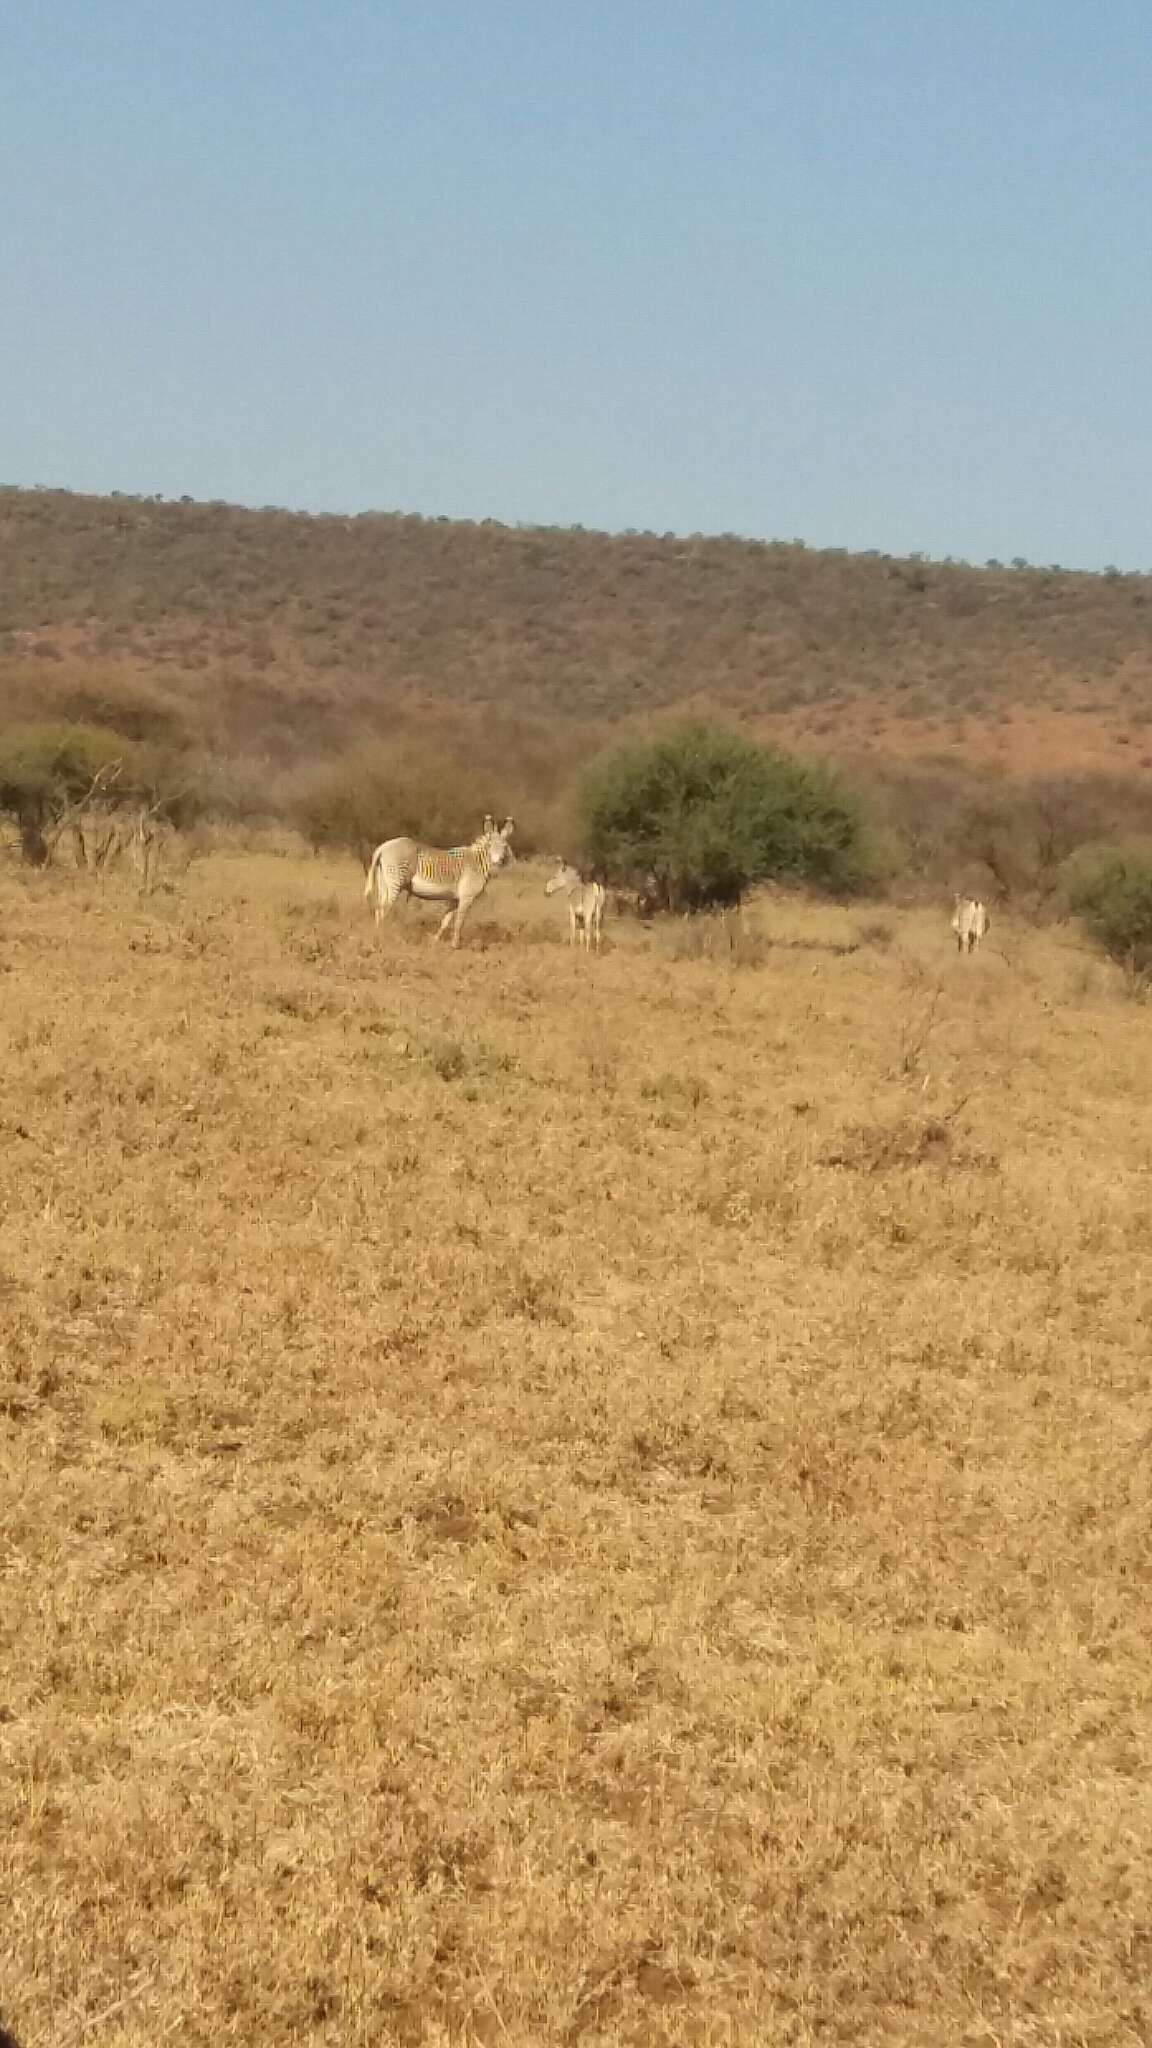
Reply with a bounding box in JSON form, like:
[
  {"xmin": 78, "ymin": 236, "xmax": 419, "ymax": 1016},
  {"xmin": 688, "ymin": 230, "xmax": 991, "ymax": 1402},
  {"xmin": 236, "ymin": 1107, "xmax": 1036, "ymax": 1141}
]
[{"xmin": 2, "ymin": 849, "xmax": 1151, "ymax": 2046}]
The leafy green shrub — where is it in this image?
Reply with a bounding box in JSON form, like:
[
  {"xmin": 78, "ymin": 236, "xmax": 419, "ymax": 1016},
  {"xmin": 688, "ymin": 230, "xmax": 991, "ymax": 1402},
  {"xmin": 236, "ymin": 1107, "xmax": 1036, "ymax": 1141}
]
[
  {"xmin": 579, "ymin": 724, "xmax": 868, "ymax": 908},
  {"xmin": 1066, "ymin": 848, "xmax": 1152, "ymax": 981}
]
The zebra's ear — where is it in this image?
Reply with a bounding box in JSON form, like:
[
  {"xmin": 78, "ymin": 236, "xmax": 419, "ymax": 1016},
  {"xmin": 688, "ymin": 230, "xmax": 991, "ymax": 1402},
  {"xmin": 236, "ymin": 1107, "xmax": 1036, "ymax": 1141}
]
[
  {"xmin": 501, "ymin": 816, "xmax": 514, "ymax": 835},
  {"xmin": 483, "ymin": 814, "xmax": 495, "ymax": 834}
]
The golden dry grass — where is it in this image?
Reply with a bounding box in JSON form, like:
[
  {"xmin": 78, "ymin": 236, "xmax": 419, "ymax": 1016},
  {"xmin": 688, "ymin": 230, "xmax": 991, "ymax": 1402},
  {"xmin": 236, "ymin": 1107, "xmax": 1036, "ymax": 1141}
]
[{"xmin": 2, "ymin": 851, "xmax": 1151, "ymax": 2046}]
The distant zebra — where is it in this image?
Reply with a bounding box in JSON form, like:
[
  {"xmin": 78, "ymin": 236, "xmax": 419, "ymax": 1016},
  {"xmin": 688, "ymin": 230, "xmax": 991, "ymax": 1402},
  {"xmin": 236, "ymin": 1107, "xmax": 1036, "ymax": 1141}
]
[
  {"xmin": 610, "ymin": 872, "xmax": 662, "ymax": 921},
  {"xmin": 545, "ymin": 859, "xmax": 606, "ymax": 951},
  {"xmin": 951, "ymin": 895, "xmax": 990, "ymax": 953},
  {"xmin": 365, "ymin": 816, "xmax": 514, "ymax": 947}
]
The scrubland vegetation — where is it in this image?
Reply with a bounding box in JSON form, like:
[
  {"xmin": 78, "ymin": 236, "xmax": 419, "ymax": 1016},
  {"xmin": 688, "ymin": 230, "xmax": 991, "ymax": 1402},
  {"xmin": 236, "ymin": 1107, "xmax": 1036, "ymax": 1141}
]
[
  {"xmin": 4, "ymin": 483, "xmax": 1152, "ymax": 899},
  {"xmin": 3, "ymin": 847, "xmax": 1152, "ymax": 2045},
  {"xmin": 4, "ymin": 482, "xmax": 1152, "ymax": 782}
]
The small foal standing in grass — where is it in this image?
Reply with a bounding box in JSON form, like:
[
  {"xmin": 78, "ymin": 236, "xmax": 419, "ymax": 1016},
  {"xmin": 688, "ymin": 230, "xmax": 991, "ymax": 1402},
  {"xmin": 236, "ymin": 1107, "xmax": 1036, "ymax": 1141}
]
[
  {"xmin": 365, "ymin": 816, "xmax": 515, "ymax": 947},
  {"xmin": 951, "ymin": 895, "xmax": 990, "ymax": 954},
  {"xmin": 545, "ymin": 859, "xmax": 606, "ymax": 952}
]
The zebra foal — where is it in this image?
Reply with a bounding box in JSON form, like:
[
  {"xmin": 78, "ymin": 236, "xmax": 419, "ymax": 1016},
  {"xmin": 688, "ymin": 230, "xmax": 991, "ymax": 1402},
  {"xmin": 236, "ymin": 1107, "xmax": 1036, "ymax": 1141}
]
[
  {"xmin": 951, "ymin": 895, "xmax": 990, "ymax": 953},
  {"xmin": 545, "ymin": 860, "xmax": 606, "ymax": 951}
]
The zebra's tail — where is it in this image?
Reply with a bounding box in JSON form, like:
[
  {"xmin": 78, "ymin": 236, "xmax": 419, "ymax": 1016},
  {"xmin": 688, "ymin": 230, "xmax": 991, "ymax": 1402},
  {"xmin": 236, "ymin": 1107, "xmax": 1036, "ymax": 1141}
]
[{"xmin": 364, "ymin": 846, "xmax": 381, "ymax": 902}]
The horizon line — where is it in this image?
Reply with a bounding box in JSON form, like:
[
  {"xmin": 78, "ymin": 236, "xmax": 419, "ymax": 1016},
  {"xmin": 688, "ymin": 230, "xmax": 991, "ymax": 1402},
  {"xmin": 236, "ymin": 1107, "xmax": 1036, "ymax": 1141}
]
[{"xmin": 3, "ymin": 477, "xmax": 1146, "ymax": 583}]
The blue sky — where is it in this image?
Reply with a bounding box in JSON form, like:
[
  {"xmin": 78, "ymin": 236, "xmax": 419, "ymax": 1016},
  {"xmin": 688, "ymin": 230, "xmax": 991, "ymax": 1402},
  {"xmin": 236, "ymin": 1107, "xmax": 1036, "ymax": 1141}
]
[{"xmin": 2, "ymin": 0, "xmax": 1149, "ymax": 567}]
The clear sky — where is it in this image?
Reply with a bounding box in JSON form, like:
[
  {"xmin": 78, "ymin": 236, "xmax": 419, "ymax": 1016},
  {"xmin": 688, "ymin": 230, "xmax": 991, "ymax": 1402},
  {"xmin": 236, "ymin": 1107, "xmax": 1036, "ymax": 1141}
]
[{"xmin": 2, "ymin": 1, "xmax": 1150, "ymax": 567}]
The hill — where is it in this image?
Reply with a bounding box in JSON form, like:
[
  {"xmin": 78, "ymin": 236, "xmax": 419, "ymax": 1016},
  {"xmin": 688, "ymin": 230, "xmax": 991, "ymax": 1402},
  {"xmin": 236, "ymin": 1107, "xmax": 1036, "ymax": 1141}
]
[{"xmin": 3, "ymin": 485, "xmax": 1152, "ymax": 784}]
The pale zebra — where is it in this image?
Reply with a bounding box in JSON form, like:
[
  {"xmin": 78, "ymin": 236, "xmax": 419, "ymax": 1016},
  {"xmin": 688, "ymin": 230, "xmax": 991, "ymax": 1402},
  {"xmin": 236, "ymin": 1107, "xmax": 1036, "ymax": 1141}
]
[
  {"xmin": 544, "ymin": 859, "xmax": 606, "ymax": 951},
  {"xmin": 951, "ymin": 895, "xmax": 990, "ymax": 953},
  {"xmin": 364, "ymin": 816, "xmax": 514, "ymax": 947}
]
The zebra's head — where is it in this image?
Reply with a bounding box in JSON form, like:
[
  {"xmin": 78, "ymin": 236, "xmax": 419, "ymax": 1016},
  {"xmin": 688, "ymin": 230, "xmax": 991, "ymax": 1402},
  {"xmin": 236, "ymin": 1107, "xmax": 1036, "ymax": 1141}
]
[
  {"xmin": 545, "ymin": 858, "xmax": 581, "ymax": 897},
  {"xmin": 484, "ymin": 817, "xmax": 515, "ymax": 868}
]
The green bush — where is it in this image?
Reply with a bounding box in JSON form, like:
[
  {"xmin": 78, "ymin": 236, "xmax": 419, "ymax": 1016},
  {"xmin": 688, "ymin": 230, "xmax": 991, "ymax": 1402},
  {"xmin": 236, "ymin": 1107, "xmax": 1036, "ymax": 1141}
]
[
  {"xmin": 0, "ymin": 720, "xmax": 127, "ymax": 799},
  {"xmin": 1067, "ymin": 848, "xmax": 1152, "ymax": 979},
  {"xmin": 579, "ymin": 724, "xmax": 868, "ymax": 909}
]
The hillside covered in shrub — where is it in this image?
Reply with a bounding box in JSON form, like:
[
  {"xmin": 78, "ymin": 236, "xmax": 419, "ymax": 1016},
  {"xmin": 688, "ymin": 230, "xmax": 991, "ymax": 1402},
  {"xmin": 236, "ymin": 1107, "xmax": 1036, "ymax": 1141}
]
[{"xmin": 3, "ymin": 485, "xmax": 1152, "ymax": 783}]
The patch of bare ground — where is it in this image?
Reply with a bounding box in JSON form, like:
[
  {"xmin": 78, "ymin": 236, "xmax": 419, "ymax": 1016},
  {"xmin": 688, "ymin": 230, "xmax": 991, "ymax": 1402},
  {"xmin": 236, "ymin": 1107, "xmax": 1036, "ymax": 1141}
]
[
  {"xmin": 2, "ymin": 853, "xmax": 1151, "ymax": 2044},
  {"xmin": 768, "ymin": 703, "xmax": 1152, "ymax": 782}
]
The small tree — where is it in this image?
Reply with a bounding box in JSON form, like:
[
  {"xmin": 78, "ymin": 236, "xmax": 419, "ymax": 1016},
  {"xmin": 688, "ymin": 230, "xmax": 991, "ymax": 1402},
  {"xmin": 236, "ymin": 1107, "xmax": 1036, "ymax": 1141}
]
[
  {"xmin": 1067, "ymin": 849, "xmax": 1152, "ymax": 982},
  {"xmin": 0, "ymin": 723, "xmax": 130, "ymax": 864},
  {"xmin": 0, "ymin": 722, "xmax": 198, "ymax": 868},
  {"xmin": 579, "ymin": 725, "xmax": 868, "ymax": 909}
]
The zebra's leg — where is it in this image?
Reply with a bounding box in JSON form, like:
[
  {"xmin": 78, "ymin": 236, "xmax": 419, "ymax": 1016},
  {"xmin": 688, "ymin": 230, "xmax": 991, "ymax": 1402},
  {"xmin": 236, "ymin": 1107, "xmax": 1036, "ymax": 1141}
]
[
  {"xmin": 454, "ymin": 884, "xmax": 481, "ymax": 946},
  {"xmin": 375, "ymin": 881, "xmax": 403, "ymax": 928},
  {"xmin": 450, "ymin": 877, "xmax": 484, "ymax": 948},
  {"xmin": 568, "ymin": 907, "xmax": 577, "ymax": 947},
  {"xmin": 434, "ymin": 905, "xmax": 457, "ymax": 943}
]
